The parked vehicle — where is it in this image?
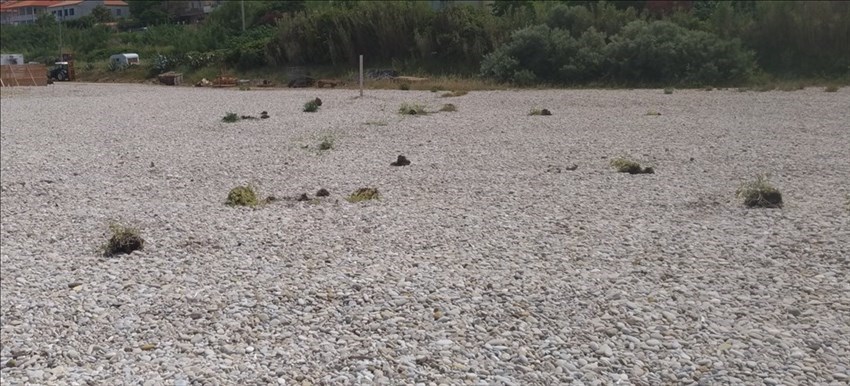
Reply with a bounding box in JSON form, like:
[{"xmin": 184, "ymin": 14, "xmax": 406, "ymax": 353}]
[
  {"xmin": 109, "ymin": 53, "xmax": 140, "ymax": 68},
  {"xmin": 48, "ymin": 62, "xmax": 70, "ymax": 81}
]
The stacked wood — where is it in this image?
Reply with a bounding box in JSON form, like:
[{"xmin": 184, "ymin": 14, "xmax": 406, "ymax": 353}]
[
  {"xmin": 317, "ymin": 79, "xmax": 345, "ymax": 88},
  {"xmin": 213, "ymin": 76, "xmax": 238, "ymax": 87},
  {"xmin": 392, "ymin": 76, "xmax": 429, "ymax": 83}
]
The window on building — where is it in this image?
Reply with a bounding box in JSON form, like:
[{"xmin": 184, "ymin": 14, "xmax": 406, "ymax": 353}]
[
  {"xmin": 64, "ymin": 9, "xmax": 68, "ymax": 16},
  {"xmin": 117, "ymin": 9, "xmax": 122, "ymax": 16},
  {"xmin": 69, "ymin": 9, "xmax": 75, "ymax": 16}
]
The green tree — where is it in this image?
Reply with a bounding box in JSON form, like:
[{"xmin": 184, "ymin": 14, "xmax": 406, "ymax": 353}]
[
  {"xmin": 126, "ymin": 0, "xmax": 181, "ymax": 25},
  {"xmin": 91, "ymin": 5, "xmax": 114, "ymax": 23},
  {"xmin": 491, "ymin": 0, "xmax": 534, "ymax": 16}
]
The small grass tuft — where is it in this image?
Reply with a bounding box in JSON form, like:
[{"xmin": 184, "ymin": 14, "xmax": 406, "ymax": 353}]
[
  {"xmin": 778, "ymin": 83, "xmax": 805, "ymax": 92},
  {"xmin": 430, "ymin": 85, "xmax": 441, "ymax": 93},
  {"xmin": 226, "ymin": 185, "xmax": 259, "ymax": 207},
  {"xmin": 303, "ymin": 100, "xmax": 319, "ymax": 112},
  {"xmin": 439, "ymin": 103, "xmax": 457, "ymax": 112},
  {"xmin": 104, "ymin": 224, "xmax": 145, "ymax": 257},
  {"xmin": 736, "ymin": 174, "xmax": 783, "ymax": 208},
  {"xmin": 845, "ymin": 193, "xmax": 850, "ymax": 212},
  {"xmin": 663, "ymin": 88, "xmax": 674, "ymax": 94},
  {"xmin": 703, "ymin": 86, "xmax": 714, "ymax": 91},
  {"xmin": 825, "ymin": 85, "xmax": 839, "ymax": 92},
  {"xmin": 318, "ymin": 136, "xmax": 334, "ymax": 151},
  {"xmin": 399, "ymin": 103, "xmax": 427, "ymax": 115},
  {"xmin": 365, "ymin": 120, "xmax": 388, "ymax": 126},
  {"xmin": 399, "ymin": 83, "xmax": 411, "ymax": 91},
  {"xmin": 441, "ymin": 90, "xmax": 468, "ymax": 97},
  {"xmin": 529, "ymin": 108, "xmax": 552, "ymax": 116},
  {"xmin": 222, "ymin": 112, "xmax": 239, "ymax": 123},
  {"xmin": 610, "ymin": 157, "xmax": 655, "ymax": 174},
  {"xmin": 646, "ymin": 109, "xmax": 662, "ymax": 116},
  {"xmin": 347, "ymin": 187, "xmax": 380, "ymax": 203},
  {"xmin": 755, "ymin": 84, "xmax": 775, "ymax": 92}
]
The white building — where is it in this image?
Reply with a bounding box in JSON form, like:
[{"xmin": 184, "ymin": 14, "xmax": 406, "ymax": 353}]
[{"xmin": 0, "ymin": 0, "xmax": 129, "ymax": 25}]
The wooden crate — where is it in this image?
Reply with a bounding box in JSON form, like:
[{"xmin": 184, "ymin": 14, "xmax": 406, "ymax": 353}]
[
  {"xmin": 158, "ymin": 71, "xmax": 183, "ymax": 86},
  {"xmin": 0, "ymin": 64, "xmax": 48, "ymax": 87}
]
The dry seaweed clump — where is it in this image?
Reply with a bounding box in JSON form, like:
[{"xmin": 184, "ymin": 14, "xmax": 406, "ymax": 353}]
[
  {"xmin": 399, "ymin": 103, "xmax": 427, "ymax": 115},
  {"xmin": 610, "ymin": 157, "xmax": 654, "ymax": 174},
  {"xmin": 529, "ymin": 108, "xmax": 552, "ymax": 116},
  {"xmin": 104, "ymin": 224, "xmax": 145, "ymax": 256},
  {"xmin": 318, "ymin": 137, "xmax": 334, "ymax": 150},
  {"xmin": 736, "ymin": 174, "xmax": 783, "ymax": 208},
  {"xmin": 390, "ymin": 155, "xmax": 411, "ymax": 166},
  {"xmin": 441, "ymin": 90, "xmax": 468, "ymax": 97},
  {"xmin": 347, "ymin": 188, "xmax": 380, "ymax": 203},
  {"xmin": 439, "ymin": 103, "xmax": 457, "ymax": 112},
  {"xmin": 222, "ymin": 112, "xmax": 239, "ymax": 123},
  {"xmin": 226, "ymin": 185, "xmax": 259, "ymax": 207}
]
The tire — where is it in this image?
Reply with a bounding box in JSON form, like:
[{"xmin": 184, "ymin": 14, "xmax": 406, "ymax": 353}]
[{"xmin": 57, "ymin": 71, "xmax": 67, "ymax": 81}]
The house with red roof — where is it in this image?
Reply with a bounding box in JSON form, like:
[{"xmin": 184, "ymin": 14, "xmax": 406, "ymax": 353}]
[{"xmin": 0, "ymin": 0, "xmax": 128, "ymax": 25}]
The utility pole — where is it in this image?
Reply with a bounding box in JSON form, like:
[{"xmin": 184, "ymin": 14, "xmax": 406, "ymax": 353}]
[
  {"xmin": 241, "ymin": 0, "xmax": 245, "ymax": 32},
  {"xmin": 58, "ymin": 7, "xmax": 63, "ymax": 60}
]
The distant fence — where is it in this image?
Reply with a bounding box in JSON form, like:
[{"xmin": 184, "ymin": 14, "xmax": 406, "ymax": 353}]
[{"xmin": 1, "ymin": 64, "xmax": 48, "ymax": 87}]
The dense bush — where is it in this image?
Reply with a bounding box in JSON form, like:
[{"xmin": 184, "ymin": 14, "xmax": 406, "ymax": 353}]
[
  {"xmin": 482, "ymin": 20, "xmax": 755, "ymax": 86},
  {"xmin": 605, "ymin": 20, "xmax": 755, "ymax": 85}
]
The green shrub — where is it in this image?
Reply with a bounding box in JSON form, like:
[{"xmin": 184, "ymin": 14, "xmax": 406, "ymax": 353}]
[
  {"xmin": 605, "ymin": 20, "xmax": 755, "ymax": 85},
  {"xmin": 399, "ymin": 83, "xmax": 411, "ymax": 90},
  {"xmin": 825, "ymin": 85, "xmax": 839, "ymax": 92},
  {"xmin": 399, "ymin": 103, "xmax": 427, "ymax": 115},
  {"xmin": 304, "ymin": 100, "xmax": 319, "ymax": 112},
  {"xmin": 347, "ymin": 188, "xmax": 380, "ymax": 203},
  {"xmin": 222, "ymin": 112, "xmax": 239, "ymax": 123},
  {"xmin": 611, "ymin": 157, "xmax": 654, "ymax": 174},
  {"xmin": 664, "ymin": 88, "xmax": 674, "ymax": 94},
  {"xmin": 481, "ymin": 20, "xmax": 755, "ymax": 86},
  {"xmin": 226, "ymin": 185, "xmax": 259, "ymax": 207},
  {"xmin": 104, "ymin": 224, "xmax": 144, "ymax": 256},
  {"xmin": 736, "ymin": 175, "xmax": 783, "ymax": 208}
]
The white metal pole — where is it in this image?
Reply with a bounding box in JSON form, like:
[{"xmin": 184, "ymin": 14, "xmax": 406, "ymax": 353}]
[{"xmin": 359, "ymin": 55, "xmax": 363, "ymax": 97}]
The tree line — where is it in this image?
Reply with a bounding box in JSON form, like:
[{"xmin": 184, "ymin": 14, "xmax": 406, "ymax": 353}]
[{"xmin": 1, "ymin": 1, "xmax": 847, "ymax": 85}]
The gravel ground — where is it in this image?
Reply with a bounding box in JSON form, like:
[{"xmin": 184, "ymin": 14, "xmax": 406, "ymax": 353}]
[{"xmin": 1, "ymin": 83, "xmax": 848, "ymax": 386}]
